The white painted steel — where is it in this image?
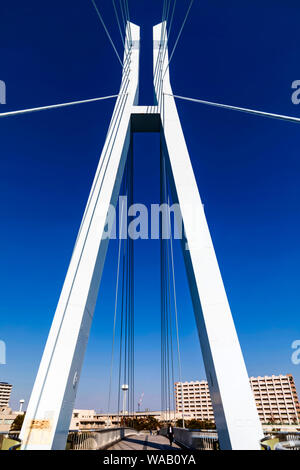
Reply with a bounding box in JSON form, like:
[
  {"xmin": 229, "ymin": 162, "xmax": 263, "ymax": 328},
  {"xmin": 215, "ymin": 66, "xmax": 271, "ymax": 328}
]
[
  {"xmin": 20, "ymin": 19, "xmax": 264, "ymax": 451},
  {"xmin": 20, "ymin": 23, "xmax": 140, "ymax": 450},
  {"xmin": 154, "ymin": 22, "xmax": 263, "ymax": 450}
]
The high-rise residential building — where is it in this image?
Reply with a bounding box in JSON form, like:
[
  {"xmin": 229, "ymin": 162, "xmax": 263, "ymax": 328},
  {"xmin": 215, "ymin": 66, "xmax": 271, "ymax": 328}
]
[
  {"xmin": 175, "ymin": 374, "xmax": 300, "ymax": 425},
  {"xmin": 249, "ymin": 374, "xmax": 300, "ymax": 425},
  {"xmin": 175, "ymin": 380, "xmax": 215, "ymax": 422},
  {"xmin": 0, "ymin": 382, "xmax": 12, "ymax": 407}
]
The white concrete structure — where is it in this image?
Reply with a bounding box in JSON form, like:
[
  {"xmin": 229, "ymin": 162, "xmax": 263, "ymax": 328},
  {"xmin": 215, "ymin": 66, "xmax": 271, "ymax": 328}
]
[
  {"xmin": 20, "ymin": 21, "xmax": 263, "ymax": 450},
  {"xmin": 19, "ymin": 399, "xmax": 25, "ymax": 413},
  {"xmin": 20, "ymin": 22, "xmax": 140, "ymax": 451},
  {"xmin": 70, "ymin": 409, "xmax": 97, "ymax": 430},
  {"xmin": 153, "ymin": 23, "xmax": 263, "ymax": 450},
  {"xmin": 121, "ymin": 384, "xmax": 129, "ymax": 416}
]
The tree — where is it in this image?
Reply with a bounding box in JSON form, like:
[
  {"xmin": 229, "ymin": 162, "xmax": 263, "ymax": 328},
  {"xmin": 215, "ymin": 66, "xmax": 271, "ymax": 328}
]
[
  {"xmin": 123, "ymin": 416, "xmax": 161, "ymax": 431},
  {"xmin": 10, "ymin": 413, "xmax": 25, "ymax": 432},
  {"xmin": 175, "ymin": 418, "xmax": 216, "ymax": 430}
]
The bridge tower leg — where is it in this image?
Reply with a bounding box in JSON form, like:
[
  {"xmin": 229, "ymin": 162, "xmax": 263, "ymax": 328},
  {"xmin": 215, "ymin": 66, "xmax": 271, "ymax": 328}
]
[
  {"xmin": 153, "ymin": 22, "xmax": 263, "ymax": 450},
  {"xmin": 20, "ymin": 23, "xmax": 140, "ymax": 450}
]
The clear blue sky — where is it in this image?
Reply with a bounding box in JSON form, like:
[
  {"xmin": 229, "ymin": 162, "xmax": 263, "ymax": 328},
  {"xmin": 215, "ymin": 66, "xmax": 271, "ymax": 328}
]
[{"xmin": 0, "ymin": 1, "xmax": 299, "ymax": 413}]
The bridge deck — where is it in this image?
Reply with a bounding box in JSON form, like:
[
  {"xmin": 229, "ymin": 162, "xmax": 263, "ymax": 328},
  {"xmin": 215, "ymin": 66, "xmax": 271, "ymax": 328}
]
[{"xmin": 108, "ymin": 433, "xmax": 181, "ymax": 451}]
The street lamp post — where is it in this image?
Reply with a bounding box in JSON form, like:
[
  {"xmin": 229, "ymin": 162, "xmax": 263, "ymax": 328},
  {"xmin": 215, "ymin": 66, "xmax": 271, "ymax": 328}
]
[{"xmin": 121, "ymin": 384, "xmax": 129, "ymax": 417}]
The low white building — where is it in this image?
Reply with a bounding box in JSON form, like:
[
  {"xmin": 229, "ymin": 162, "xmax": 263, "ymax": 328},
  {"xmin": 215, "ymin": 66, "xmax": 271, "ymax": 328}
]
[
  {"xmin": 0, "ymin": 407, "xmax": 19, "ymax": 433},
  {"xmin": 69, "ymin": 409, "xmax": 183, "ymax": 430}
]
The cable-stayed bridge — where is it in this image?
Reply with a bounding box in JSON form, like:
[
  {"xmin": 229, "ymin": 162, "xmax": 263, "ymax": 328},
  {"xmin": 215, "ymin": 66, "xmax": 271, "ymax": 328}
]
[{"xmin": 3, "ymin": 1, "xmax": 299, "ymax": 451}]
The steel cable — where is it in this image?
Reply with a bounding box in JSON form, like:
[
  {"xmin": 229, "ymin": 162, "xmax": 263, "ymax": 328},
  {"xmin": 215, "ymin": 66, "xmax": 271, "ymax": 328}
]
[
  {"xmin": 164, "ymin": 92, "xmax": 300, "ymax": 124},
  {"xmin": 0, "ymin": 94, "xmax": 119, "ymax": 118}
]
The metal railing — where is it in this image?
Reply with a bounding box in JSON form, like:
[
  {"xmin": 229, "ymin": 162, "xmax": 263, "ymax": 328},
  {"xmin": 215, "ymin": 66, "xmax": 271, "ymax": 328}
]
[
  {"xmin": 261, "ymin": 431, "xmax": 300, "ymax": 450},
  {"xmin": 275, "ymin": 440, "xmax": 300, "ymax": 450},
  {"xmin": 66, "ymin": 427, "xmax": 138, "ymax": 450},
  {"xmin": 160, "ymin": 427, "xmax": 219, "ymax": 450}
]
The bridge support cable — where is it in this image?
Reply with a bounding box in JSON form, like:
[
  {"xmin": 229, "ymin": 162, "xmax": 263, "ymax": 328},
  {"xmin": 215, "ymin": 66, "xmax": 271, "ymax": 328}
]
[
  {"xmin": 161, "ymin": 145, "xmax": 184, "ymax": 424},
  {"xmin": 0, "ymin": 94, "xmax": 120, "ymax": 118},
  {"xmin": 123, "ymin": 1, "xmax": 133, "ymax": 45},
  {"xmin": 168, "ymin": 194, "xmax": 185, "ymax": 429},
  {"xmin": 129, "ymin": 136, "xmax": 135, "ymax": 426},
  {"xmin": 154, "ymin": 1, "xmax": 174, "ymax": 106},
  {"xmin": 107, "ymin": 197, "xmax": 125, "ymax": 416},
  {"xmin": 164, "ymin": 93, "xmax": 300, "ymax": 124},
  {"xmin": 162, "ymin": 0, "xmax": 194, "ymax": 80},
  {"xmin": 90, "ymin": 0, "xmax": 124, "ymax": 67},
  {"xmin": 153, "ymin": 0, "xmax": 168, "ymax": 88},
  {"xmin": 112, "ymin": 0, "xmax": 126, "ymax": 47},
  {"xmin": 161, "ymin": 148, "xmax": 171, "ymax": 422},
  {"xmin": 116, "ymin": 0, "xmax": 132, "ymax": 50},
  {"xmin": 154, "ymin": 1, "xmax": 177, "ymax": 107},
  {"xmin": 116, "ymin": 140, "xmax": 134, "ymax": 427},
  {"xmin": 90, "ymin": 0, "xmax": 133, "ymax": 78},
  {"xmin": 160, "ymin": 145, "xmax": 168, "ymax": 420}
]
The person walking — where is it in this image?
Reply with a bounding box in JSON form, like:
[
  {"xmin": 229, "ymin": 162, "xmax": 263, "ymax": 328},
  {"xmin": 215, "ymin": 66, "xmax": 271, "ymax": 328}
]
[{"xmin": 167, "ymin": 424, "xmax": 174, "ymax": 447}]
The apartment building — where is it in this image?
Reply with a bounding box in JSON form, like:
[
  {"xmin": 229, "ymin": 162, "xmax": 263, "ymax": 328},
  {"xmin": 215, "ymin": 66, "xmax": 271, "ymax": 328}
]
[
  {"xmin": 175, "ymin": 380, "xmax": 215, "ymax": 422},
  {"xmin": 175, "ymin": 374, "xmax": 300, "ymax": 425},
  {"xmin": 0, "ymin": 382, "xmax": 12, "ymax": 407},
  {"xmin": 249, "ymin": 374, "xmax": 300, "ymax": 425}
]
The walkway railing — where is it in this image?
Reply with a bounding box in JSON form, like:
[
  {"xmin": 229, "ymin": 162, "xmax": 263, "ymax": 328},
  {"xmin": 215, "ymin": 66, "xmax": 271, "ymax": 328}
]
[
  {"xmin": 261, "ymin": 431, "xmax": 300, "ymax": 450},
  {"xmin": 66, "ymin": 427, "xmax": 138, "ymax": 450},
  {"xmin": 160, "ymin": 427, "xmax": 219, "ymax": 450}
]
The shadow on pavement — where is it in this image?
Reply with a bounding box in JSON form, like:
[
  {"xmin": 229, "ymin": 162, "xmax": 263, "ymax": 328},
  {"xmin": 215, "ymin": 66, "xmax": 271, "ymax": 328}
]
[{"xmin": 123, "ymin": 436, "xmax": 179, "ymax": 451}]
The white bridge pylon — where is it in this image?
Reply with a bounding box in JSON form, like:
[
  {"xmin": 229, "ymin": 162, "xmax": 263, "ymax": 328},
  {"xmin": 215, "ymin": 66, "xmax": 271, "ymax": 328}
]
[{"xmin": 20, "ymin": 22, "xmax": 263, "ymax": 450}]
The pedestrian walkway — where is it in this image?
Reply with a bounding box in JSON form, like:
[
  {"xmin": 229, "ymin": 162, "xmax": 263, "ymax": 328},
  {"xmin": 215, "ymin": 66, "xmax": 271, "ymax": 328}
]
[{"xmin": 108, "ymin": 433, "xmax": 180, "ymax": 450}]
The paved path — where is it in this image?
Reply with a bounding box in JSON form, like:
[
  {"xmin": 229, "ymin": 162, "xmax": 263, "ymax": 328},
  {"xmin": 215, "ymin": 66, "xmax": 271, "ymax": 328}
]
[{"xmin": 108, "ymin": 433, "xmax": 180, "ymax": 451}]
